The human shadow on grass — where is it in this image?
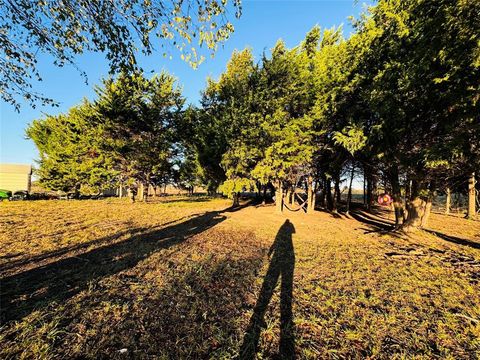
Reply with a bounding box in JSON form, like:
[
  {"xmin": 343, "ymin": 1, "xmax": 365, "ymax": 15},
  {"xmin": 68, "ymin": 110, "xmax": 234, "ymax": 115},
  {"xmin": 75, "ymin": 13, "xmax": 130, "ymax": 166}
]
[
  {"xmin": 239, "ymin": 220, "xmax": 296, "ymax": 360},
  {"xmin": 83, "ymin": 252, "xmax": 267, "ymax": 359},
  {"xmin": 0, "ymin": 206, "xmax": 246, "ymax": 323}
]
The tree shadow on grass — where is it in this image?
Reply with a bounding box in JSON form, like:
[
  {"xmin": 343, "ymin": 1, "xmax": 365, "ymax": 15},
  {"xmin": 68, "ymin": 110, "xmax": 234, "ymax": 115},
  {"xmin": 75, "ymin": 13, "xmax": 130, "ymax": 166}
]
[
  {"xmin": 423, "ymin": 229, "xmax": 480, "ymax": 250},
  {"xmin": 327, "ymin": 211, "xmax": 344, "ymax": 219},
  {"xmin": 151, "ymin": 196, "xmax": 214, "ymax": 204},
  {"xmin": 0, "ymin": 214, "xmax": 206, "ymax": 275},
  {"xmin": 239, "ymin": 220, "xmax": 296, "ymax": 360},
  {"xmin": 350, "ymin": 209, "xmax": 480, "ymax": 248},
  {"xmin": 350, "ymin": 210, "xmax": 394, "ymax": 232},
  {"xmin": 0, "ymin": 207, "xmax": 243, "ymax": 323}
]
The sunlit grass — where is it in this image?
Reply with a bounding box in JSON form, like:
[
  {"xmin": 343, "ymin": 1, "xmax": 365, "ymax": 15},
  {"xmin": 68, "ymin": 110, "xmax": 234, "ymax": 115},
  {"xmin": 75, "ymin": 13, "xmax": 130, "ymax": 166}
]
[{"xmin": 1, "ymin": 197, "xmax": 479, "ymax": 358}]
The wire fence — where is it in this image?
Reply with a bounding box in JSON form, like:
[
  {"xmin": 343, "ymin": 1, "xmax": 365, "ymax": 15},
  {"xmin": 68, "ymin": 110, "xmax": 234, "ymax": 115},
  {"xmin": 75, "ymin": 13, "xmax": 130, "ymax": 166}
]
[{"xmin": 341, "ymin": 192, "xmax": 476, "ymax": 214}]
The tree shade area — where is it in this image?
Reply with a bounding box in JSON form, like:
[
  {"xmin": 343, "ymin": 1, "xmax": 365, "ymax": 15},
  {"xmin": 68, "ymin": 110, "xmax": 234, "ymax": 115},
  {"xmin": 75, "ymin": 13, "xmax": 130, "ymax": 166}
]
[{"xmin": 26, "ymin": 0, "xmax": 479, "ymax": 230}]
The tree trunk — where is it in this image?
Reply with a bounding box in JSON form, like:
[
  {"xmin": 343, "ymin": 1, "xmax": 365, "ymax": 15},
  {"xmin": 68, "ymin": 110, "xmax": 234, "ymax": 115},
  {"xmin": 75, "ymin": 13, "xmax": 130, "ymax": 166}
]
[
  {"xmin": 232, "ymin": 192, "xmax": 240, "ymax": 207},
  {"xmin": 346, "ymin": 164, "xmax": 355, "ymax": 215},
  {"xmin": 389, "ymin": 166, "xmax": 403, "ymax": 228},
  {"xmin": 262, "ymin": 185, "xmax": 267, "ymax": 205},
  {"xmin": 366, "ymin": 168, "xmax": 374, "ymax": 212},
  {"xmin": 445, "ymin": 187, "xmax": 451, "ymax": 215},
  {"xmin": 275, "ymin": 181, "xmax": 283, "ymax": 213},
  {"xmin": 326, "ymin": 179, "xmax": 333, "ymax": 211},
  {"xmin": 420, "ymin": 181, "xmax": 436, "ymax": 228},
  {"xmin": 403, "ymin": 197, "xmax": 426, "ymax": 231},
  {"xmin": 312, "ymin": 184, "xmax": 316, "ymax": 212},
  {"xmin": 128, "ymin": 188, "xmax": 136, "ymax": 203},
  {"xmin": 403, "ymin": 178, "xmax": 412, "ymax": 222},
  {"xmin": 363, "ymin": 170, "xmax": 367, "ymax": 205},
  {"xmin": 318, "ymin": 176, "xmax": 326, "ymax": 208},
  {"xmin": 402, "ymin": 180, "xmax": 432, "ymax": 231},
  {"xmin": 421, "ymin": 196, "xmax": 432, "ymax": 228},
  {"xmin": 467, "ymin": 172, "xmax": 476, "ymax": 219},
  {"xmin": 319, "ymin": 189, "xmax": 325, "ymax": 208},
  {"xmin": 140, "ymin": 182, "xmax": 148, "ymax": 202},
  {"xmin": 334, "ymin": 176, "xmax": 341, "ymax": 204},
  {"xmin": 307, "ymin": 175, "xmax": 315, "ymax": 214},
  {"xmin": 332, "ymin": 178, "xmax": 338, "ymax": 213},
  {"xmin": 372, "ymin": 175, "xmax": 378, "ymax": 202}
]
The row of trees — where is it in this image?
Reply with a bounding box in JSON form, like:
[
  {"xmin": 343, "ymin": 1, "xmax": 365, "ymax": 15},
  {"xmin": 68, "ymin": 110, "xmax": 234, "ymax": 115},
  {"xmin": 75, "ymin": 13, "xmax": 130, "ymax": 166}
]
[
  {"xmin": 27, "ymin": 72, "xmax": 202, "ymax": 201},
  {"xmin": 29, "ymin": 0, "xmax": 479, "ymax": 230},
  {"xmin": 183, "ymin": 0, "xmax": 479, "ymax": 230}
]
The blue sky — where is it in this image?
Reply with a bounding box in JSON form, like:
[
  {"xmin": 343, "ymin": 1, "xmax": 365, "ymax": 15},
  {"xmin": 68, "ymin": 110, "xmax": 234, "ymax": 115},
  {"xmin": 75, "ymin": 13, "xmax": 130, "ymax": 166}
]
[{"xmin": 0, "ymin": 0, "xmax": 368, "ymax": 165}]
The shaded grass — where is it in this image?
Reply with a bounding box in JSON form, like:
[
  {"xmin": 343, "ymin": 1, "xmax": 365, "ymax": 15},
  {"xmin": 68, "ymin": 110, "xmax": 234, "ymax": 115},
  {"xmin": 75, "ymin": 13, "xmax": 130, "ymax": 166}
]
[
  {"xmin": 1, "ymin": 210, "xmax": 228, "ymax": 322},
  {"xmin": 1, "ymin": 228, "xmax": 266, "ymax": 359},
  {"xmin": 0, "ymin": 196, "xmax": 230, "ymax": 273},
  {"xmin": 1, "ymin": 197, "xmax": 479, "ymax": 359}
]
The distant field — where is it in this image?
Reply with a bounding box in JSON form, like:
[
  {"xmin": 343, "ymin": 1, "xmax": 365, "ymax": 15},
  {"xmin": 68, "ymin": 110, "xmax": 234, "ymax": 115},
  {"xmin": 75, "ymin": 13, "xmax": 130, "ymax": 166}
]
[{"xmin": 1, "ymin": 197, "xmax": 479, "ymax": 359}]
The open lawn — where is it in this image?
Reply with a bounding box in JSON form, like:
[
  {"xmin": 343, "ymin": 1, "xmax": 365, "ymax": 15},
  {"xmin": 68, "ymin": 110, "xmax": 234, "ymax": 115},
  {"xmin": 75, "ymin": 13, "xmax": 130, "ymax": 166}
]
[{"xmin": 1, "ymin": 197, "xmax": 479, "ymax": 359}]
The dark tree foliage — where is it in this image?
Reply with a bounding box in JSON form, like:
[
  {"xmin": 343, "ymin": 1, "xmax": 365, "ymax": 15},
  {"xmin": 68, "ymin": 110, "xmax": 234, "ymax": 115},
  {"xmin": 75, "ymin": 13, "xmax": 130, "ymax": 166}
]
[
  {"xmin": 27, "ymin": 71, "xmax": 185, "ymax": 199},
  {"xmin": 26, "ymin": 0, "xmax": 479, "ymax": 224},
  {"xmin": 193, "ymin": 0, "xmax": 479, "ymax": 223}
]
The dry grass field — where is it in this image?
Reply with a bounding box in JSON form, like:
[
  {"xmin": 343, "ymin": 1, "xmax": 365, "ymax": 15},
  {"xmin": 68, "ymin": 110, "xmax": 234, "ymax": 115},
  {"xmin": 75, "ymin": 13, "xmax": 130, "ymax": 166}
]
[{"xmin": 1, "ymin": 197, "xmax": 479, "ymax": 359}]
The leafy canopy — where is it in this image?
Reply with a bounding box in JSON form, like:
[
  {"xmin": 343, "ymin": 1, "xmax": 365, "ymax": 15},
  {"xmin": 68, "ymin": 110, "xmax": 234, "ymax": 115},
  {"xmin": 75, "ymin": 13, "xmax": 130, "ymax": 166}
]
[{"xmin": 1, "ymin": 0, "xmax": 241, "ymax": 111}]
